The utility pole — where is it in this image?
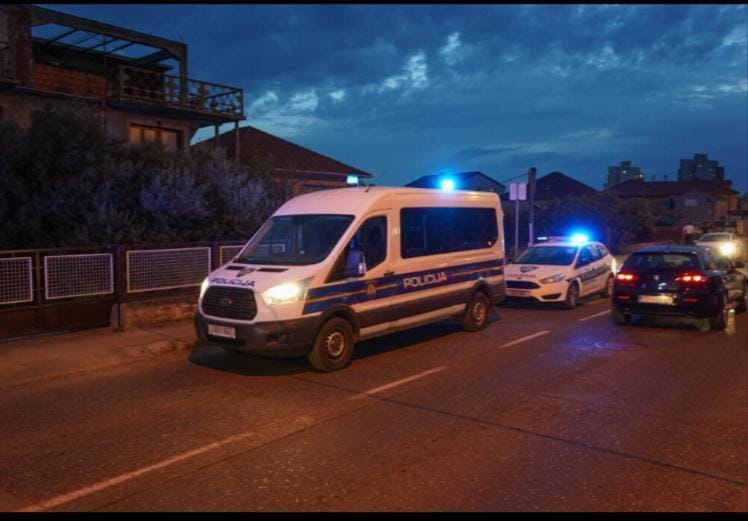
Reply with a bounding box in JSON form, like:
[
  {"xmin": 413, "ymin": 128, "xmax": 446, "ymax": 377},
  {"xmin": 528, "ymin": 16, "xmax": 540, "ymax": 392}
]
[{"xmin": 528, "ymin": 166, "xmax": 537, "ymax": 247}]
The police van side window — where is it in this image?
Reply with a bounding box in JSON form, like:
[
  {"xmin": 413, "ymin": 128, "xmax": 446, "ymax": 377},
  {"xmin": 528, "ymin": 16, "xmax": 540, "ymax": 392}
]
[
  {"xmin": 327, "ymin": 216, "xmax": 388, "ymax": 282},
  {"xmin": 400, "ymin": 207, "xmax": 498, "ymax": 259}
]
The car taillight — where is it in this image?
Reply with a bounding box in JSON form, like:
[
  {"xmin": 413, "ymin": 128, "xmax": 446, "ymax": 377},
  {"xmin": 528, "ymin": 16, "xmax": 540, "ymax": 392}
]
[
  {"xmin": 615, "ymin": 272, "xmax": 637, "ymax": 284},
  {"xmin": 677, "ymin": 273, "xmax": 706, "ymax": 284}
]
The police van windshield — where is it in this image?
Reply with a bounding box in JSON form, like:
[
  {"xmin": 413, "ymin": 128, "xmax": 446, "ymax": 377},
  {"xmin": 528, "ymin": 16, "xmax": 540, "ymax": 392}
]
[
  {"xmin": 236, "ymin": 214, "xmax": 354, "ymax": 266},
  {"xmin": 515, "ymin": 246, "xmax": 578, "ymax": 266}
]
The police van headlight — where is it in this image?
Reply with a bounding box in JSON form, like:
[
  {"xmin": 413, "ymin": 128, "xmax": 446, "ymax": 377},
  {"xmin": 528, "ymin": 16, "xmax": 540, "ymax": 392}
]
[
  {"xmin": 262, "ymin": 278, "xmax": 311, "ymax": 306},
  {"xmin": 540, "ymin": 273, "xmax": 565, "ymax": 284},
  {"xmin": 199, "ymin": 277, "xmax": 210, "ymax": 299}
]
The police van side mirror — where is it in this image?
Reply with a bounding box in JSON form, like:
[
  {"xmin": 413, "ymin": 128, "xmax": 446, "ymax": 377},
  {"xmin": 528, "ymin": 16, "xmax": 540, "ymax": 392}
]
[{"xmin": 345, "ymin": 250, "xmax": 367, "ymax": 277}]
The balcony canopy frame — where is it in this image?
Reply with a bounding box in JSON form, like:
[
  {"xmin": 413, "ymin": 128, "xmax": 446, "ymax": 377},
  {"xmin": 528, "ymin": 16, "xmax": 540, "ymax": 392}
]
[{"xmin": 29, "ymin": 5, "xmax": 188, "ymax": 83}]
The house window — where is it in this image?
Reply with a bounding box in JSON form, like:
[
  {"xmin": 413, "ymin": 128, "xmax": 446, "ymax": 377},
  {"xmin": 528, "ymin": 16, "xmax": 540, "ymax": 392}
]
[{"xmin": 128, "ymin": 124, "xmax": 181, "ymax": 153}]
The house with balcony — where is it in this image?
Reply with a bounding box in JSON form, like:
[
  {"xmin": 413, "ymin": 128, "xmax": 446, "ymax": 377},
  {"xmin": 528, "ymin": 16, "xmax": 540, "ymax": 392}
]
[{"xmin": 0, "ymin": 4, "xmax": 244, "ymax": 155}]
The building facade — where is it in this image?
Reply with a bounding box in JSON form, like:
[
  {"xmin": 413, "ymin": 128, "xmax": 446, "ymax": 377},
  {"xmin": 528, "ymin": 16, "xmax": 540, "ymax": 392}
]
[
  {"xmin": 609, "ymin": 179, "xmax": 739, "ymax": 226},
  {"xmin": 607, "ymin": 160, "xmax": 645, "ymax": 188},
  {"xmin": 0, "ymin": 5, "xmax": 244, "ymax": 155},
  {"xmin": 677, "ymin": 153, "xmax": 724, "ymax": 181}
]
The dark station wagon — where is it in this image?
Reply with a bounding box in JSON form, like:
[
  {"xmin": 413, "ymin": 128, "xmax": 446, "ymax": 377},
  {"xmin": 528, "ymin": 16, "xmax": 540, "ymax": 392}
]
[{"xmin": 612, "ymin": 245, "xmax": 747, "ymax": 329}]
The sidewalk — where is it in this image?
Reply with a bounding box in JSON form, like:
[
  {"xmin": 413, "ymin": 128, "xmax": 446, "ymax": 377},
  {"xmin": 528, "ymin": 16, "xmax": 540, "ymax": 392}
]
[{"xmin": 0, "ymin": 320, "xmax": 198, "ymax": 390}]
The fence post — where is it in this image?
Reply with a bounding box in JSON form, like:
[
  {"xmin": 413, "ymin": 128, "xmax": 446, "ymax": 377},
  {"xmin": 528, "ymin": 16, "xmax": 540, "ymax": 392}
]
[
  {"xmin": 114, "ymin": 244, "xmax": 126, "ymax": 331},
  {"xmin": 34, "ymin": 251, "xmax": 43, "ymax": 331}
]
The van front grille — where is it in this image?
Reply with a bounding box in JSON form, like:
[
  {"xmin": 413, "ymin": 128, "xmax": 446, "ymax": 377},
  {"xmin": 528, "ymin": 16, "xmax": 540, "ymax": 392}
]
[{"xmin": 202, "ymin": 286, "xmax": 257, "ymax": 320}]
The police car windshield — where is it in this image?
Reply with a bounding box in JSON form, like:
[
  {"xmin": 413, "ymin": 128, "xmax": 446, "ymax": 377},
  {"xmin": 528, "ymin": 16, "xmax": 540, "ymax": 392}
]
[
  {"xmin": 236, "ymin": 214, "xmax": 354, "ymax": 266},
  {"xmin": 515, "ymin": 245, "xmax": 578, "ymax": 266}
]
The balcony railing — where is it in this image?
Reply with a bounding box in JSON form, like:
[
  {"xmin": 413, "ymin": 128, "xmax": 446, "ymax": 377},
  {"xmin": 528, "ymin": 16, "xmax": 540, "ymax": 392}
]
[{"xmin": 110, "ymin": 65, "xmax": 244, "ymax": 120}]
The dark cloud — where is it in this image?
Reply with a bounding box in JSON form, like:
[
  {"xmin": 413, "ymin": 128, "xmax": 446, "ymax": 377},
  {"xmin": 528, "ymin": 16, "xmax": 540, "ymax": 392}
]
[{"xmin": 45, "ymin": 3, "xmax": 747, "ymax": 191}]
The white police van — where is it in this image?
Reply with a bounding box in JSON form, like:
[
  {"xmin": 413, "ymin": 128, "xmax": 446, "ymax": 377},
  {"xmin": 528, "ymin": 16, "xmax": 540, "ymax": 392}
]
[
  {"xmin": 195, "ymin": 186, "xmax": 506, "ymax": 371},
  {"xmin": 504, "ymin": 236, "xmax": 615, "ymax": 308}
]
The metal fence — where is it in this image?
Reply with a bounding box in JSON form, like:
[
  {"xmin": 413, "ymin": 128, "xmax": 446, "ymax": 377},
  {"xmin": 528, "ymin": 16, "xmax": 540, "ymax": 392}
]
[{"xmin": 0, "ymin": 240, "xmax": 246, "ymax": 339}]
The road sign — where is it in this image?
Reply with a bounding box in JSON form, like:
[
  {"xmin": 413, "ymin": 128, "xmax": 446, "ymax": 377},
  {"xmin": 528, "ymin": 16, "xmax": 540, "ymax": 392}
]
[{"xmin": 509, "ymin": 182, "xmax": 527, "ymax": 201}]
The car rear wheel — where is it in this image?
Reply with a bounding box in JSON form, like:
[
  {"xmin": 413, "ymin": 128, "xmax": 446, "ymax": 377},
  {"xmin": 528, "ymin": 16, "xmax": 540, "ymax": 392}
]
[
  {"xmin": 708, "ymin": 292, "xmax": 729, "ymax": 330},
  {"xmin": 563, "ymin": 282, "xmax": 579, "ymax": 309},
  {"xmin": 736, "ymin": 282, "xmax": 747, "ymax": 313},
  {"xmin": 600, "ymin": 275, "xmax": 614, "ymax": 298},
  {"xmin": 308, "ymin": 317, "xmax": 355, "ymax": 372},
  {"xmin": 612, "ymin": 306, "xmax": 630, "ymax": 325}
]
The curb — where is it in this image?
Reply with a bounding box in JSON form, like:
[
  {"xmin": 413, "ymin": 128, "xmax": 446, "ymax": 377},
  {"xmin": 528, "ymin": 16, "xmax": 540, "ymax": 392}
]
[{"xmin": 0, "ymin": 338, "xmax": 198, "ymax": 391}]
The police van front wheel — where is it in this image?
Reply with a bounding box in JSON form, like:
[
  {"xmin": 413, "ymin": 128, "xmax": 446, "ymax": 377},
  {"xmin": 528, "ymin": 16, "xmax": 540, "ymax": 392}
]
[
  {"xmin": 462, "ymin": 292, "xmax": 490, "ymax": 332},
  {"xmin": 308, "ymin": 317, "xmax": 355, "ymax": 372}
]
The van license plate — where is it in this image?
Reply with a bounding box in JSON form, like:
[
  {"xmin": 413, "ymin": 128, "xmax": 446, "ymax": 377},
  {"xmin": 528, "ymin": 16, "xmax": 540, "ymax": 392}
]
[
  {"xmin": 507, "ymin": 289, "xmax": 531, "ymax": 297},
  {"xmin": 638, "ymin": 295, "xmax": 673, "ymax": 305},
  {"xmin": 208, "ymin": 324, "xmax": 236, "ymax": 339}
]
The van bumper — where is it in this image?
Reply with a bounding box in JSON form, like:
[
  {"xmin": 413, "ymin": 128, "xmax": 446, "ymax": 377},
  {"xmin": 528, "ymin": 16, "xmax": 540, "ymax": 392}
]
[{"xmin": 194, "ymin": 312, "xmax": 316, "ymax": 357}]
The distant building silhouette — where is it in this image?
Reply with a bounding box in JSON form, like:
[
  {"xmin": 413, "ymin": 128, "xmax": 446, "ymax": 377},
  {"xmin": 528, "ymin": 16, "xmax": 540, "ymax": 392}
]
[
  {"xmin": 607, "ymin": 161, "xmax": 645, "ymax": 188},
  {"xmin": 677, "ymin": 153, "xmax": 724, "ymax": 181}
]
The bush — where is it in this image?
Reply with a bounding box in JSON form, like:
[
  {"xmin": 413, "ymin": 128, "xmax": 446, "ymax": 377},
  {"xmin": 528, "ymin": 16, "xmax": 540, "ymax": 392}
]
[{"xmin": 0, "ymin": 106, "xmax": 289, "ymax": 248}]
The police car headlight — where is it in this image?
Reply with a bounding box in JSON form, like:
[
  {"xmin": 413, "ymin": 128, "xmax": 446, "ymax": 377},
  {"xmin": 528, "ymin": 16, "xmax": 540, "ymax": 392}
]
[
  {"xmin": 262, "ymin": 278, "xmax": 311, "ymax": 306},
  {"xmin": 719, "ymin": 242, "xmax": 735, "ymax": 256},
  {"xmin": 540, "ymin": 273, "xmax": 565, "ymax": 284},
  {"xmin": 199, "ymin": 277, "xmax": 210, "ymax": 299}
]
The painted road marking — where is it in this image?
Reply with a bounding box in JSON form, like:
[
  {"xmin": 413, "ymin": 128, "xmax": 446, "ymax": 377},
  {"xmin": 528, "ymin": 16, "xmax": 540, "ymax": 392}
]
[
  {"xmin": 18, "ymin": 429, "xmax": 268, "ymax": 512},
  {"xmin": 579, "ymin": 309, "xmax": 611, "ymax": 322},
  {"xmin": 350, "ymin": 366, "xmax": 447, "ymax": 400},
  {"xmin": 499, "ymin": 330, "xmax": 550, "ymax": 348}
]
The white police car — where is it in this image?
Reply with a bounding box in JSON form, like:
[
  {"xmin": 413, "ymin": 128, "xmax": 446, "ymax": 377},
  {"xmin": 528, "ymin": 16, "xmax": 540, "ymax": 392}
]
[{"xmin": 504, "ymin": 235, "xmax": 615, "ymax": 308}]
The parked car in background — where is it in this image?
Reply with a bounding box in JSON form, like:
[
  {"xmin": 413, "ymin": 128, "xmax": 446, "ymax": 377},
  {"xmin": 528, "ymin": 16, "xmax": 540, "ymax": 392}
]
[
  {"xmin": 696, "ymin": 232, "xmax": 743, "ymax": 260},
  {"xmin": 612, "ymin": 245, "xmax": 747, "ymax": 329},
  {"xmin": 504, "ymin": 236, "xmax": 615, "ymax": 309}
]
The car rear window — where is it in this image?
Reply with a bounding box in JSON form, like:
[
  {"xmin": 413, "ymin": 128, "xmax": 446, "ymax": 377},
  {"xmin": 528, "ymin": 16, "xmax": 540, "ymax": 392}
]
[{"xmin": 624, "ymin": 252, "xmax": 701, "ymax": 270}]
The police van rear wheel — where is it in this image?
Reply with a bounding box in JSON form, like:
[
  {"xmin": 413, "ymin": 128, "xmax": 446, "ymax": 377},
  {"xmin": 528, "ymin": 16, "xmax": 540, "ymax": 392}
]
[
  {"xmin": 462, "ymin": 292, "xmax": 490, "ymax": 332},
  {"xmin": 308, "ymin": 317, "xmax": 355, "ymax": 372}
]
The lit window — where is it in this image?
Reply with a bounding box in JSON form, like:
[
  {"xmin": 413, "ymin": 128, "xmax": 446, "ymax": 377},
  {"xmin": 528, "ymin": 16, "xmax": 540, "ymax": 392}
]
[{"xmin": 129, "ymin": 124, "xmax": 181, "ymax": 152}]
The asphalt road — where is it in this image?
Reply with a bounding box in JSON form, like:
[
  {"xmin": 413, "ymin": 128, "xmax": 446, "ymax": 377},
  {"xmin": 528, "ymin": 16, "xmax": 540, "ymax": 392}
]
[{"xmin": 0, "ymin": 296, "xmax": 746, "ymax": 512}]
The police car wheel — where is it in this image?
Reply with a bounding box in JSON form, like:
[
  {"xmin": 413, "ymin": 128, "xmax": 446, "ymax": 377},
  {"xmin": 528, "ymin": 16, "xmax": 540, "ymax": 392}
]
[
  {"xmin": 308, "ymin": 317, "xmax": 355, "ymax": 372},
  {"xmin": 563, "ymin": 282, "xmax": 579, "ymax": 309},
  {"xmin": 600, "ymin": 275, "xmax": 614, "ymax": 298},
  {"xmin": 462, "ymin": 292, "xmax": 490, "ymax": 332}
]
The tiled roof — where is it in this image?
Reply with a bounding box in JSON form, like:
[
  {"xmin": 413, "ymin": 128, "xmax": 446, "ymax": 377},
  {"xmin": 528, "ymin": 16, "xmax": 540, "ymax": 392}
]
[
  {"xmin": 193, "ymin": 125, "xmax": 374, "ymax": 178},
  {"xmin": 406, "ymin": 171, "xmax": 505, "ymax": 191},
  {"xmin": 609, "ymin": 179, "xmax": 737, "ymax": 197}
]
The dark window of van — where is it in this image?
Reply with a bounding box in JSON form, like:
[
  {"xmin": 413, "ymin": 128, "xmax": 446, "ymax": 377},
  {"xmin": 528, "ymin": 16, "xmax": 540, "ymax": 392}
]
[
  {"xmin": 400, "ymin": 208, "xmax": 498, "ymax": 258},
  {"xmin": 327, "ymin": 216, "xmax": 388, "ymax": 282}
]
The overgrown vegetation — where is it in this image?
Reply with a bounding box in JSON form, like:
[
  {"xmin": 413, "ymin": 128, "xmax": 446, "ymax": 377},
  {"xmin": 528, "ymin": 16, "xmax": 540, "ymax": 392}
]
[{"xmin": 0, "ymin": 106, "xmax": 291, "ymax": 248}]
